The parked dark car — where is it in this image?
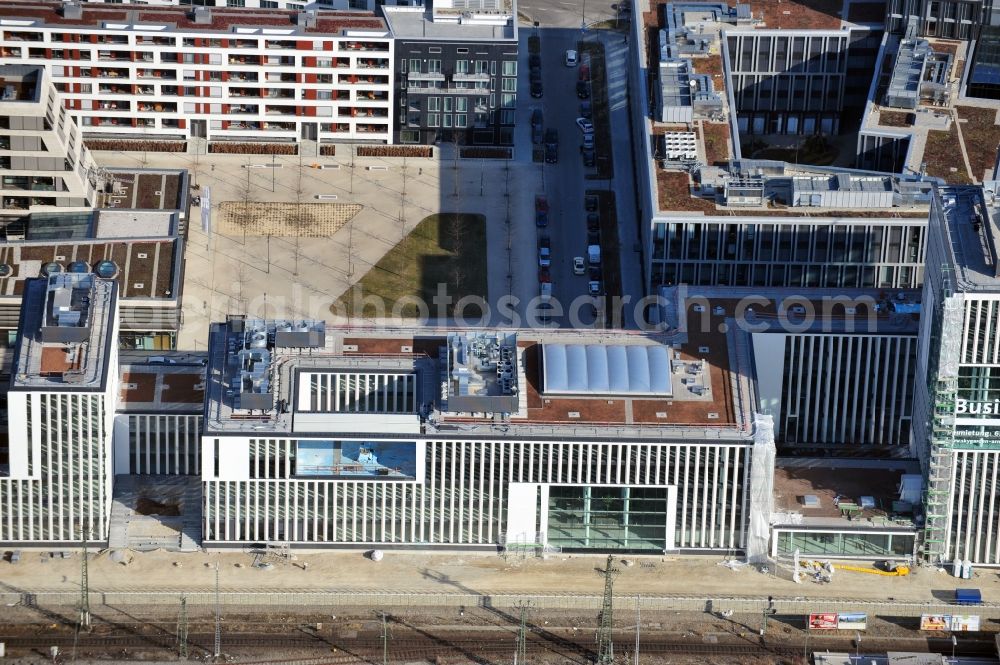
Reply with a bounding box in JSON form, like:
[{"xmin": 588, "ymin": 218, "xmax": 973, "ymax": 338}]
[
  {"xmin": 531, "ymin": 109, "xmax": 544, "ymax": 144},
  {"xmin": 585, "ymin": 194, "xmax": 599, "ymax": 211},
  {"xmin": 581, "ymin": 146, "xmax": 596, "ymax": 167},
  {"xmin": 586, "ymin": 213, "xmax": 600, "ymax": 231},
  {"xmin": 529, "ymin": 54, "xmax": 541, "ymax": 68},
  {"xmin": 579, "ymin": 101, "xmax": 592, "ymax": 119},
  {"xmin": 535, "ymin": 195, "xmax": 549, "ymax": 227},
  {"xmin": 531, "ymin": 79, "xmax": 543, "ymax": 98},
  {"xmin": 544, "ymin": 129, "xmax": 559, "ymax": 163},
  {"xmin": 587, "ymin": 231, "xmax": 600, "ymax": 246},
  {"xmin": 576, "ymin": 81, "xmax": 590, "ymax": 99}
]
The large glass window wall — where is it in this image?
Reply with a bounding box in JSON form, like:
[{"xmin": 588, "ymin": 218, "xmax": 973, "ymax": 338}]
[
  {"xmin": 547, "ymin": 486, "xmax": 668, "ymax": 552},
  {"xmin": 776, "ymin": 530, "xmax": 915, "ymax": 557}
]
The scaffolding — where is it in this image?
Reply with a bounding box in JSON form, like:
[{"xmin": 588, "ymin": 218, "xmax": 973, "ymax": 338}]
[
  {"xmin": 923, "ymin": 268, "xmax": 964, "ymax": 563},
  {"xmin": 746, "ymin": 413, "xmax": 776, "ymax": 566}
]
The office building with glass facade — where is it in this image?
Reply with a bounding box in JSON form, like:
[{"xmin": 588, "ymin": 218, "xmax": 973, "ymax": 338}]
[
  {"xmin": 1, "ymin": 273, "xmax": 119, "ymax": 543},
  {"xmin": 915, "ymin": 184, "xmax": 1000, "ymax": 565},
  {"xmin": 197, "ymin": 318, "xmax": 762, "ymax": 553}
]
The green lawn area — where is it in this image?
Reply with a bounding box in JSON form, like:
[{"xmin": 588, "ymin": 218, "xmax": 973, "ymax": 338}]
[{"xmin": 335, "ymin": 213, "xmax": 488, "ymax": 319}]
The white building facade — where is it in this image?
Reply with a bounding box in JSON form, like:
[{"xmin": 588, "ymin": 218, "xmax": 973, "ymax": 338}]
[
  {"xmin": 0, "ymin": 64, "xmax": 97, "ymax": 218},
  {"xmin": 1, "ymin": 273, "xmax": 119, "ymax": 543},
  {"xmin": 198, "ymin": 320, "xmax": 758, "ymax": 552}
]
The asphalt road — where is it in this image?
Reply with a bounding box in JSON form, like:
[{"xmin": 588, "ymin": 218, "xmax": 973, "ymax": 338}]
[
  {"xmin": 519, "ymin": 0, "xmax": 623, "ymax": 29},
  {"xmin": 534, "ymin": 29, "xmax": 602, "ymax": 326}
]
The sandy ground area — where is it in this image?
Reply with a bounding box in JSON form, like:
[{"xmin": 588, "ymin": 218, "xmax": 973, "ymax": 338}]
[{"xmin": 2, "ymin": 548, "xmax": 998, "ymax": 606}]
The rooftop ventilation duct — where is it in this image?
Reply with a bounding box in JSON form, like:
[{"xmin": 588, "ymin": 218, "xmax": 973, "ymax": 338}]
[
  {"xmin": 62, "ymin": 2, "xmax": 83, "ymax": 20},
  {"xmin": 192, "ymin": 7, "xmax": 212, "ymax": 24},
  {"xmin": 296, "ymin": 10, "xmax": 318, "ymax": 28}
]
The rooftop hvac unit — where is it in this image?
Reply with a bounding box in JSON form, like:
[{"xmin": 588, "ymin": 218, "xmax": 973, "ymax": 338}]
[
  {"xmin": 62, "ymin": 3, "xmax": 83, "ymax": 20},
  {"xmin": 192, "ymin": 7, "xmax": 212, "ymax": 24}
]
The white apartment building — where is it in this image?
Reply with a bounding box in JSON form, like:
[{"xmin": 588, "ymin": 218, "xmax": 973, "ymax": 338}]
[
  {"xmin": 0, "ymin": 64, "xmax": 96, "ymax": 218},
  {"xmin": 0, "ymin": 2, "xmax": 394, "ymax": 147},
  {"xmin": 1, "ymin": 273, "xmax": 120, "ymax": 543}
]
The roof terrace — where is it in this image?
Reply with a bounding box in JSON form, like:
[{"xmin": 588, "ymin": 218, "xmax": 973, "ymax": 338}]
[
  {"xmin": 204, "ymin": 317, "xmax": 755, "ymax": 442},
  {"xmin": 935, "ymin": 184, "xmax": 1000, "ymax": 291},
  {"xmin": 10, "ymin": 273, "xmax": 117, "ymax": 391}
]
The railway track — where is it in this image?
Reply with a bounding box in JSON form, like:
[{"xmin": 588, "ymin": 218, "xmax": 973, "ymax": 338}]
[
  {"xmin": 0, "ymin": 630, "xmax": 800, "ymax": 657},
  {"xmin": 8, "ymin": 629, "xmax": 996, "ymax": 662}
]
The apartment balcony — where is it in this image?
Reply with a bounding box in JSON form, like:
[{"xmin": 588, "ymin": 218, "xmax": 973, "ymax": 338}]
[
  {"xmin": 162, "ymin": 119, "xmax": 182, "ymax": 129},
  {"xmin": 87, "ymin": 116, "xmax": 133, "ymax": 127},
  {"xmin": 228, "ymin": 72, "xmax": 259, "ymax": 83},
  {"xmin": 262, "ymin": 121, "xmax": 295, "ymax": 131},
  {"xmin": 355, "ymin": 90, "xmax": 389, "ymax": 102},
  {"xmin": 136, "ymin": 118, "xmax": 156, "ymax": 128},
  {"xmin": 264, "ymin": 89, "xmax": 295, "ymax": 99},
  {"xmin": 161, "ymin": 53, "xmax": 179, "ymax": 63},
  {"xmin": 2, "ymin": 197, "xmax": 29, "ymax": 211},
  {"xmin": 233, "ymin": 39, "xmax": 259, "ymax": 49},
  {"xmin": 4, "ymin": 32, "xmax": 43, "ymax": 42},
  {"xmin": 339, "ymin": 107, "xmax": 389, "ymax": 119},
  {"xmin": 338, "ymin": 74, "xmax": 390, "ymax": 86},
  {"xmin": 356, "ymin": 123, "xmax": 388, "ymax": 134},
  {"xmin": 264, "ymin": 57, "xmax": 295, "ymax": 67},
  {"xmin": 228, "ymin": 104, "xmax": 259, "ymax": 115},
  {"xmin": 230, "ymin": 88, "xmax": 263, "ymax": 98},
  {"xmin": 182, "ymin": 38, "xmax": 224, "ymax": 48},
  {"xmin": 312, "ymin": 58, "xmax": 337, "ymax": 69},
  {"xmin": 137, "ymin": 36, "xmax": 175, "ymax": 46},
  {"xmin": 97, "ymin": 84, "xmax": 135, "ymax": 95},
  {"xmin": 265, "ymin": 105, "xmax": 297, "ymax": 116},
  {"xmin": 1, "ymin": 48, "xmax": 22, "ymax": 58},
  {"xmin": 341, "ymin": 41, "xmax": 389, "ymax": 52},
  {"xmin": 136, "ymin": 101, "xmax": 177, "ymax": 113},
  {"xmin": 266, "ymin": 40, "xmax": 297, "ymax": 50},
  {"xmin": 136, "ymin": 53, "xmax": 155, "ymax": 63},
  {"xmin": 356, "ymin": 58, "xmax": 389, "ymax": 70},
  {"xmin": 265, "ymin": 73, "xmax": 297, "ymax": 83},
  {"xmin": 94, "ymin": 67, "xmax": 129, "ymax": 79},
  {"xmin": 138, "ymin": 69, "xmax": 176, "ymax": 80},
  {"xmin": 0, "ymin": 157, "xmax": 10, "ymax": 170},
  {"xmin": 0, "ymin": 137, "xmax": 8, "ymax": 150},
  {"xmin": 97, "ymin": 51, "xmax": 131, "ymax": 62},
  {"xmin": 30, "ymin": 197, "xmax": 57, "ymax": 207},
  {"xmin": 229, "ymin": 55, "xmax": 262, "ymax": 66},
  {"xmin": 224, "ymin": 121, "xmax": 263, "ymax": 131},
  {"xmin": 452, "ymin": 72, "xmax": 491, "ymax": 82},
  {"xmin": 95, "ymin": 100, "xmax": 131, "ymax": 112},
  {"xmin": 95, "ymin": 35, "xmax": 128, "ymax": 45},
  {"xmin": 320, "ymin": 123, "xmax": 351, "ymax": 133},
  {"xmin": 2, "ymin": 177, "xmax": 58, "ymax": 192}
]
